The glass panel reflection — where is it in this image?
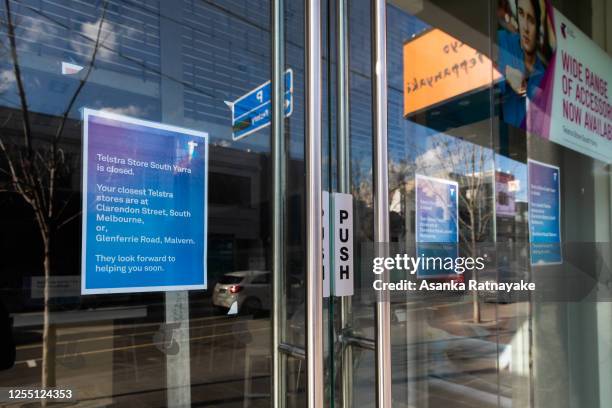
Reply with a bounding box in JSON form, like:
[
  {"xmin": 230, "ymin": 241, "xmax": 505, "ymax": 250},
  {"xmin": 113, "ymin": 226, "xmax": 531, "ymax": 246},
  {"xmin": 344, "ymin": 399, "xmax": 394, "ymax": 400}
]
[{"xmin": 0, "ymin": 0, "xmax": 290, "ymax": 406}]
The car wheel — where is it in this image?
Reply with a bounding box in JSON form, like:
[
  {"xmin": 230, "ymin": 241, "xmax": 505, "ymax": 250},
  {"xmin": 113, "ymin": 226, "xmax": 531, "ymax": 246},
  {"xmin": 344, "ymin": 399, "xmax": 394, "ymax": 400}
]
[
  {"xmin": 241, "ymin": 298, "xmax": 262, "ymax": 316},
  {"xmin": 213, "ymin": 306, "xmax": 226, "ymax": 315}
]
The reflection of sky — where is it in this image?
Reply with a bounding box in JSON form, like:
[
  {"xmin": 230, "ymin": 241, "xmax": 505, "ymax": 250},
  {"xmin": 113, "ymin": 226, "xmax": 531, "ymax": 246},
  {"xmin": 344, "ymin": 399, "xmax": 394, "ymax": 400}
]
[
  {"xmin": 0, "ymin": 0, "xmax": 289, "ymax": 155},
  {"xmin": 0, "ymin": 1, "xmax": 162, "ymax": 116},
  {"xmin": 391, "ymin": 118, "xmax": 495, "ymax": 175}
]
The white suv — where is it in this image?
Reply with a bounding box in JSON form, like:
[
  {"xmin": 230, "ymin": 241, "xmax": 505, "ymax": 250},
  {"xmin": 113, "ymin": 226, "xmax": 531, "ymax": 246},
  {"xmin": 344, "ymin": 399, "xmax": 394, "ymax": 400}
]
[{"xmin": 212, "ymin": 271, "xmax": 270, "ymax": 315}]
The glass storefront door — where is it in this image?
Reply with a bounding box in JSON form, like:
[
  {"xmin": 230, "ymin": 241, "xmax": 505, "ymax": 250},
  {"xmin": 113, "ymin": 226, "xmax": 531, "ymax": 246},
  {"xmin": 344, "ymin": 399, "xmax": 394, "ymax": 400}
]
[
  {"xmin": 381, "ymin": 1, "xmax": 611, "ymax": 408},
  {"xmin": 385, "ymin": 2, "xmax": 502, "ymax": 406},
  {"xmin": 0, "ymin": 1, "xmax": 308, "ymax": 406},
  {"xmin": 0, "ymin": 0, "xmax": 610, "ymax": 407},
  {"xmin": 323, "ymin": 0, "xmax": 611, "ymax": 407}
]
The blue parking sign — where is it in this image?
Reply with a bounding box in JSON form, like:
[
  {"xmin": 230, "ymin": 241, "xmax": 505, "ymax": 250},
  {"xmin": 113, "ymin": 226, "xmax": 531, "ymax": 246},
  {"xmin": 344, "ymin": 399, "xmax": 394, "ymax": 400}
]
[{"xmin": 228, "ymin": 69, "xmax": 293, "ymax": 140}]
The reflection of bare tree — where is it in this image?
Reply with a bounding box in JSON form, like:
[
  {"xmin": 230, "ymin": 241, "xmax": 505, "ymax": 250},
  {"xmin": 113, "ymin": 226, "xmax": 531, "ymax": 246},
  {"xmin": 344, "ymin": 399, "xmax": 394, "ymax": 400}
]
[
  {"xmin": 351, "ymin": 157, "xmax": 374, "ymax": 240},
  {"xmin": 0, "ymin": 0, "xmax": 107, "ymax": 395},
  {"xmin": 386, "ymin": 134, "xmax": 494, "ymax": 322},
  {"xmin": 389, "ymin": 158, "xmax": 413, "ymax": 202},
  {"xmin": 351, "ymin": 157, "xmax": 372, "ymax": 204},
  {"xmin": 431, "ymin": 136, "xmax": 493, "ymax": 323}
]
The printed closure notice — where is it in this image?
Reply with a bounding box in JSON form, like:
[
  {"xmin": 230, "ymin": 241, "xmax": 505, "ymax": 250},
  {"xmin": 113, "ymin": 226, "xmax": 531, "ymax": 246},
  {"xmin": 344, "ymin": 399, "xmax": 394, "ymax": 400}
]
[{"xmin": 81, "ymin": 109, "xmax": 208, "ymax": 294}]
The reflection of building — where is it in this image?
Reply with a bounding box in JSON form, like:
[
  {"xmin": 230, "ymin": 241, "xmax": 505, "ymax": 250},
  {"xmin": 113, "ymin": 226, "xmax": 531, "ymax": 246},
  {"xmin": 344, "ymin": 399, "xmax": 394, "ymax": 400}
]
[
  {"xmin": 0, "ymin": 0, "xmax": 311, "ymax": 309},
  {"xmin": 495, "ymin": 170, "xmax": 528, "ymax": 244},
  {"xmin": 0, "ymin": 106, "xmax": 308, "ymax": 309},
  {"xmin": 207, "ymin": 145, "xmax": 268, "ymax": 286},
  {"xmin": 495, "ymin": 171, "xmax": 517, "ymax": 218}
]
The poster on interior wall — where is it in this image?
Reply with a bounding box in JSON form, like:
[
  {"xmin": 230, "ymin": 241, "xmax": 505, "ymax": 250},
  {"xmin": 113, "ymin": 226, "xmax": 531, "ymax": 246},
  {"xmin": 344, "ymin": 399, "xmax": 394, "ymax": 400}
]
[
  {"xmin": 415, "ymin": 174, "xmax": 459, "ymax": 278},
  {"xmin": 81, "ymin": 109, "xmax": 208, "ymax": 294},
  {"xmin": 497, "ymin": 0, "xmax": 612, "ymax": 163},
  {"xmin": 528, "ymin": 159, "xmax": 562, "ymax": 265}
]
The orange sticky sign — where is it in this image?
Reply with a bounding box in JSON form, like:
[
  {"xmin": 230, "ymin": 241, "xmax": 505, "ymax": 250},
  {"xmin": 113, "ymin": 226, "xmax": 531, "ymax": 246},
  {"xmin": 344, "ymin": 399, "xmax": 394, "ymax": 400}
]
[{"xmin": 403, "ymin": 28, "xmax": 501, "ymax": 116}]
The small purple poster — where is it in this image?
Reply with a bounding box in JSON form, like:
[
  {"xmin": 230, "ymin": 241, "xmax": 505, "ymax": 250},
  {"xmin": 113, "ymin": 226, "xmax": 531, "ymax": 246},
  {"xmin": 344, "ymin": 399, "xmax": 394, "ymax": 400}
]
[{"xmin": 528, "ymin": 159, "xmax": 562, "ymax": 265}]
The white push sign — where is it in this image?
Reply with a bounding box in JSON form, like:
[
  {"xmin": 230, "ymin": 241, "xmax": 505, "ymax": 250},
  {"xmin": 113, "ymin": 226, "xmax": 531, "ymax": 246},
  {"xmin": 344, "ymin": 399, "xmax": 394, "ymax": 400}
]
[{"xmin": 333, "ymin": 193, "xmax": 354, "ymax": 296}]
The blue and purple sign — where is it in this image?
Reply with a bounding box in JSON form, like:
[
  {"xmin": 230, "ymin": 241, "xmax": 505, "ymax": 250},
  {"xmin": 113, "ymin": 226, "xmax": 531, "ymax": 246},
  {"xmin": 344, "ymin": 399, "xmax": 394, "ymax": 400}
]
[
  {"xmin": 415, "ymin": 174, "xmax": 459, "ymax": 278},
  {"xmin": 528, "ymin": 159, "xmax": 562, "ymax": 265},
  {"xmin": 81, "ymin": 109, "xmax": 208, "ymax": 294}
]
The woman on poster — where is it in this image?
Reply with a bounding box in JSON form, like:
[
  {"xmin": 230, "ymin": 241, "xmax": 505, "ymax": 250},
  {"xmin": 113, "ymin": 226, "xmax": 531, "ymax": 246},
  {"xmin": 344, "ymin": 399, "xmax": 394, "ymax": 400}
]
[{"xmin": 498, "ymin": 0, "xmax": 551, "ymax": 129}]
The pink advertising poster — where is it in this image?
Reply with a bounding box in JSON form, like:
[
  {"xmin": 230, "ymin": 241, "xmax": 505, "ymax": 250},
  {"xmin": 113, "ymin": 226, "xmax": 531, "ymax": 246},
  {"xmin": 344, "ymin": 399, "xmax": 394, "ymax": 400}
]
[{"xmin": 497, "ymin": 0, "xmax": 611, "ymax": 163}]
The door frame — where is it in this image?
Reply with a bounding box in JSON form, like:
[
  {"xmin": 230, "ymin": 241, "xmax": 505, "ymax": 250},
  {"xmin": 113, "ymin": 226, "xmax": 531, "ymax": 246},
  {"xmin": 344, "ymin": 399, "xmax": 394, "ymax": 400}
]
[{"xmin": 269, "ymin": 1, "xmax": 392, "ymax": 407}]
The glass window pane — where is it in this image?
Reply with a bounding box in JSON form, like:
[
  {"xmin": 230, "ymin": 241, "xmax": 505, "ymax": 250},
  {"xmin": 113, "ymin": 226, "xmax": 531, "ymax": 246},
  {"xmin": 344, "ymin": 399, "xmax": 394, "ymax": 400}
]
[{"xmin": 0, "ymin": 1, "xmax": 285, "ymax": 406}]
